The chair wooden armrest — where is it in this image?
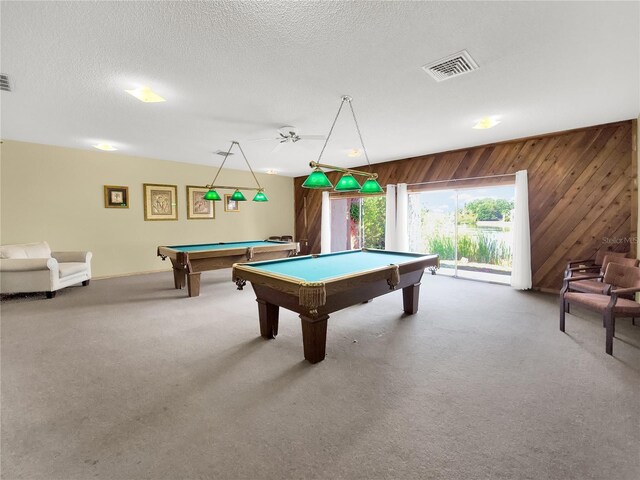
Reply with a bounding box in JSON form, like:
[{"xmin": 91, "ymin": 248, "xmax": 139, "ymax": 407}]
[
  {"xmin": 611, "ymin": 286, "xmax": 640, "ymax": 296},
  {"xmin": 567, "ymin": 265, "xmax": 600, "ymax": 273},
  {"xmin": 567, "ymin": 259, "xmax": 596, "ymax": 267},
  {"xmin": 563, "ymin": 274, "xmax": 603, "ymax": 282}
]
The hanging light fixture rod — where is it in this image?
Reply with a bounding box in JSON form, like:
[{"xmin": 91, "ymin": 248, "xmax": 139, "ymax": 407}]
[
  {"xmin": 203, "ymin": 140, "xmax": 268, "ymax": 202},
  {"xmin": 205, "ymin": 184, "xmax": 264, "ymax": 191},
  {"xmin": 308, "ymin": 161, "xmax": 378, "ymax": 179},
  {"xmin": 208, "ymin": 141, "xmax": 263, "ymax": 188},
  {"xmin": 206, "ymin": 141, "xmax": 235, "ymax": 188},
  {"xmin": 236, "ymin": 141, "xmax": 263, "ymax": 191},
  {"xmin": 302, "ymin": 95, "xmax": 383, "ymax": 194}
]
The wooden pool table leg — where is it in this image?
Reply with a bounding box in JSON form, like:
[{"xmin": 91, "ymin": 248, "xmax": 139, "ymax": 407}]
[
  {"xmin": 300, "ymin": 314, "xmax": 329, "ymax": 364},
  {"xmin": 169, "ymin": 258, "xmax": 186, "ymax": 289},
  {"xmin": 257, "ymin": 299, "xmax": 279, "ymax": 338},
  {"xmin": 172, "ymin": 267, "xmax": 186, "ymax": 289},
  {"xmin": 402, "ymin": 282, "xmax": 421, "ymax": 314},
  {"xmin": 186, "ymin": 272, "xmax": 201, "ymax": 297}
]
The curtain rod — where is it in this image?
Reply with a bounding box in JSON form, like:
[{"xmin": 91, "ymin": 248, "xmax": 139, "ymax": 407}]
[
  {"xmin": 328, "ymin": 172, "xmax": 515, "ymax": 197},
  {"xmin": 406, "ymin": 172, "xmax": 516, "ymax": 187}
]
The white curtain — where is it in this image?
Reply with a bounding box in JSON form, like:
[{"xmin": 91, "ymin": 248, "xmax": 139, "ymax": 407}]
[
  {"xmin": 385, "ymin": 185, "xmax": 396, "ymax": 250},
  {"xmin": 321, "ymin": 191, "xmax": 331, "ymax": 254},
  {"xmin": 511, "ymin": 170, "xmax": 532, "ymax": 289},
  {"xmin": 396, "ymin": 183, "xmax": 409, "ymax": 251}
]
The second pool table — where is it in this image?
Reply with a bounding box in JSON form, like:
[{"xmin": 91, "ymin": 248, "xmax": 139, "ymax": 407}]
[
  {"xmin": 158, "ymin": 240, "xmax": 299, "ymax": 297},
  {"xmin": 232, "ymin": 249, "xmax": 439, "ymax": 363}
]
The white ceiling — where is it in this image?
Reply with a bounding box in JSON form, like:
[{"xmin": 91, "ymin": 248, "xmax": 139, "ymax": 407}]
[{"xmin": 1, "ymin": 1, "xmax": 638, "ymax": 177}]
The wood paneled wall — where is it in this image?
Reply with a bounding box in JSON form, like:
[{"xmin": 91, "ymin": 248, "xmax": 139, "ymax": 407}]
[{"xmin": 294, "ymin": 120, "xmax": 636, "ymax": 292}]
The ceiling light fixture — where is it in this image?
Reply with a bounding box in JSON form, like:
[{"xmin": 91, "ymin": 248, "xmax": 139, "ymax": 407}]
[
  {"xmin": 125, "ymin": 86, "xmax": 166, "ymax": 103},
  {"xmin": 302, "ymin": 96, "xmax": 383, "ymax": 194},
  {"xmin": 473, "ymin": 116, "xmax": 501, "ymax": 129},
  {"xmin": 347, "ymin": 148, "xmax": 362, "ymax": 157},
  {"xmin": 203, "ymin": 141, "xmax": 268, "ymax": 203},
  {"xmin": 93, "ymin": 143, "xmax": 118, "ymax": 151}
]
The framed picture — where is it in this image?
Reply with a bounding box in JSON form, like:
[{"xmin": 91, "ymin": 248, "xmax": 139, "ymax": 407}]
[
  {"xmin": 143, "ymin": 183, "xmax": 178, "ymax": 221},
  {"xmin": 187, "ymin": 185, "xmax": 215, "ymax": 220},
  {"xmin": 104, "ymin": 185, "xmax": 129, "ymax": 208},
  {"xmin": 224, "ymin": 194, "xmax": 240, "ymax": 212}
]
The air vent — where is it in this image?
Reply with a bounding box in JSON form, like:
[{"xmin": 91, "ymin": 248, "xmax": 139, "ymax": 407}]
[
  {"xmin": 0, "ymin": 74, "xmax": 11, "ymax": 92},
  {"xmin": 214, "ymin": 150, "xmax": 234, "ymax": 157},
  {"xmin": 422, "ymin": 50, "xmax": 479, "ymax": 82}
]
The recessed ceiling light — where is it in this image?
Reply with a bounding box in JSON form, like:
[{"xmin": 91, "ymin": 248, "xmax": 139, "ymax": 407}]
[
  {"xmin": 93, "ymin": 143, "xmax": 118, "ymax": 151},
  {"xmin": 347, "ymin": 148, "xmax": 362, "ymax": 157},
  {"xmin": 125, "ymin": 86, "xmax": 166, "ymax": 103},
  {"xmin": 473, "ymin": 116, "xmax": 501, "ymax": 129}
]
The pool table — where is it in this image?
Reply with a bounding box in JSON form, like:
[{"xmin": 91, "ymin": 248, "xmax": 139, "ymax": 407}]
[
  {"xmin": 232, "ymin": 249, "xmax": 439, "ymax": 363},
  {"xmin": 158, "ymin": 240, "xmax": 299, "ymax": 297}
]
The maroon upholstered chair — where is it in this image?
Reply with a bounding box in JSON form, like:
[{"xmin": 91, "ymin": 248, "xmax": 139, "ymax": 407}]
[
  {"xmin": 566, "ymin": 255, "xmax": 639, "ymax": 295},
  {"xmin": 564, "ymin": 249, "xmax": 628, "ymax": 278},
  {"xmin": 560, "ymin": 263, "xmax": 640, "ymax": 355}
]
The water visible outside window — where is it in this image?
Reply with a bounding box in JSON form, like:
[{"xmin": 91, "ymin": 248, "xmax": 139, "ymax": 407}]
[
  {"xmin": 330, "ymin": 196, "xmax": 386, "ymax": 251},
  {"xmin": 330, "ymin": 187, "xmax": 513, "ymax": 284},
  {"xmin": 408, "ymin": 185, "xmax": 515, "ymax": 283}
]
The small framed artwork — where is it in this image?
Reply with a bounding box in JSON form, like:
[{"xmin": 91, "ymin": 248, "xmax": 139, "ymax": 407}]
[
  {"xmin": 224, "ymin": 194, "xmax": 240, "ymax": 213},
  {"xmin": 143, "ymin": 183, "xmax": 178, "ymax": 221},
  {"xmin": 187, "ymin": 185, "xmax": 215, "ymax": 220},
  {"xmin": 104, "ymin": 185, "xmax": 129, "ymax": 208}
]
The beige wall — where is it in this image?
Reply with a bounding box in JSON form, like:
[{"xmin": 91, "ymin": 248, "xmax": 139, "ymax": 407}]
[{"xmin": 0, "ymin": 141, "xmax": 295, "ymax": 278}]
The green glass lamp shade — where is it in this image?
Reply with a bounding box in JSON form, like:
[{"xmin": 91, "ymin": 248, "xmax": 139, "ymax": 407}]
[
  {"xmin": 253, "ymin": 190, "xmax": 269, "ymax": 202},
  {"xmin": 230, "ymin": 189, "xmax": 247, "ymax": 201},
  {"xmin": 203, "ymin": 189, "xmax": 221, "ymax": 201},
  {"xmin": 302, "ymin": 168, "xmax": 333, "ymax": 189},
  {"xmin": 359, "ymin": 178, "xmax": 384, "ymax": 194},
  {"xmin": 334, "ymin": 173, "xmax": 362, "ymax": 192}
]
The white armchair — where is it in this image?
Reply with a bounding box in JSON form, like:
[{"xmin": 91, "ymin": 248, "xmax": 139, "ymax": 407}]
[{"xmin": 0, "ymin": 242, "xmax": 92, "ymax": 298}]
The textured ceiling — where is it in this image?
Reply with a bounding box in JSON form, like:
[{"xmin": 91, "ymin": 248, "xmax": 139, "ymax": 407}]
[{"xmin": 1, "ymin": 1, "xmax": 638, "ymax": 177}]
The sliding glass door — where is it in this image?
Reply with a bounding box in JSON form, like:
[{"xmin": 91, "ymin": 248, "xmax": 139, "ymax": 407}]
[
  {"xmin": 330, "ymin": 196, "xmax": 386, "ymax": 251},
  {"xmin": 408, "ymin": 185, "xmax": 515, "ymax": 283}
]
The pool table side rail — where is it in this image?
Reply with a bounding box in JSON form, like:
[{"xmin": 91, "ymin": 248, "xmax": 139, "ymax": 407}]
[
  {"xmin": 165, "ymin": 240, "xmax": 294, "ymax": 250},
  {"xmin": 158, "ymin": 242, "xmax": 298, "ymax": 261}
]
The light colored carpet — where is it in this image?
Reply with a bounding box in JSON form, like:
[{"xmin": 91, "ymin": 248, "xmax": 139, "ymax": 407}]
[{"xmin": 1, "ymin": 270, "xmax": 639, "ymax": 480}]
